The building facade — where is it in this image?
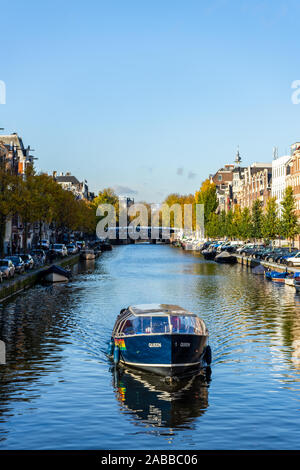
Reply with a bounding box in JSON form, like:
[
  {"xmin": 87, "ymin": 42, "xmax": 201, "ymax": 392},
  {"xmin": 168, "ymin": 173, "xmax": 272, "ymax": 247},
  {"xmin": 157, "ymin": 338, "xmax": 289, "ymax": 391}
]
[
  {"xmin": 210, "ymin": 164, "xmax": 234, "ymax": 213},
  {"xmin": 271, "ymin": 154, "xmax": 290, "ymax": 215},
  {"xmin": 286, "ymin": 142, "xmax": 300, "ymax": 217},
  {"xmin": 53, "ymin": 171, "xmax": 91, "ymax": 200},
  {"xmin": 235, "ymin": 163, "xmax": 272, "ymax": 210},
  {"xmin": 0, "ymin": 133, "xmax": 36, "ymax": 253}
]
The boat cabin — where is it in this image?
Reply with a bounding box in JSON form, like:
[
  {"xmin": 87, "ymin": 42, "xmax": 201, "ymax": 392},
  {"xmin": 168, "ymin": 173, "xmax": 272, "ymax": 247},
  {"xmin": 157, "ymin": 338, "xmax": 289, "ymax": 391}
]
[{"xmin": 113, "ymin": 304, "xmax": 207, "ymax": 338}]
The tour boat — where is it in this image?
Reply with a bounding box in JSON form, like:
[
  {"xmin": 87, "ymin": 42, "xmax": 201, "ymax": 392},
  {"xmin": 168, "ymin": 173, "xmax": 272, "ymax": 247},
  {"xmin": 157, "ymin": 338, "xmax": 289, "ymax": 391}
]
[
  {"xmin": 108, "ymin": 304, "xmax": 211, "ymax": 377},
  {"xmin": 265, "ymin": 270, "xmax": 288, "ymax": 282},
  {"xmin": 41, "ymin": 264, "xmax": 72, "ymax": 283}
]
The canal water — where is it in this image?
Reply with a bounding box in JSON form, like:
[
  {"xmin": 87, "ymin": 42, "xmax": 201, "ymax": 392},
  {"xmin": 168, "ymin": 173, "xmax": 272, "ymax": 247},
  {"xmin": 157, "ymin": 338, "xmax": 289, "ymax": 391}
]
[{"xmin": 1, "ymin": 244, "xmax": 300, "ymax": 450}]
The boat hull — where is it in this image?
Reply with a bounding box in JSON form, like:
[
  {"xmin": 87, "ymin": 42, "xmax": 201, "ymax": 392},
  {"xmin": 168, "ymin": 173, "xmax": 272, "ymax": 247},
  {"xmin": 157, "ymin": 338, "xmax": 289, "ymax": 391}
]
[
  {"xmin": 114, "ymin": 333, "xmax": 208, "ymax": 377},
  {"xmin": 41, "ymin": 264, "xmax": 72, "ymax": 283},
  {"xmin": 215, "ymin": 256, "xmax": 237, "ymax": 264},
  {"xmin": 202, "ymin": 250, "xmax": 216, "ymax": 260},
  {"xmin": 44, "ymin": 272, "xmax": 69, "ymax": 283},
  {"xmin": 265, "ymin": 271, "xmax": 288, "ymax": 282}
]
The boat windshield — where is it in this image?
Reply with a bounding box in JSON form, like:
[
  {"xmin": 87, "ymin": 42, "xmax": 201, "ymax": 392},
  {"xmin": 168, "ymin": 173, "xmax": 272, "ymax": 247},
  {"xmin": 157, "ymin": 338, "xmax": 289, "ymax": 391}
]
[
  {"xmin": 170, "ymin": 315, "xmax": 203, "ymax": 334},
  {"xmin": 118, "ymin": 314, "xmax": 203, "ymax": 336}
]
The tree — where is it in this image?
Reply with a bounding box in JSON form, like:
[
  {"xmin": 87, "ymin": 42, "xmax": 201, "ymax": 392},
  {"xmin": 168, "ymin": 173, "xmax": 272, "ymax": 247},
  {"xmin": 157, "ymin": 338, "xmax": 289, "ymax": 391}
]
[
  {"xmin": 224, "ymin": 209, "xmax": 234, "ymax": 239},
  {"xmin": 13, "ymin": 165, "xmax": 39, "ymax": 252},
  {"xmin": 93, "ymin": 187, "xmax": 119, "ymax": 225},
  {"xmin": 195, "ymin": 180, "xmax": 218, "ymax": 227},
  {"xmin": 239, "ymin": 207, "xmax": 252, "ymax": 240},
  {"xmin": 32, "ymin": 172, "xmax": 61, "ymax": 243},
  {"xmin": 280, "ymin": 186, "xmax": 299, "ymax": 250},
  {"xmin": 205, "ymin": 212, "xmax": 219, "ymax": 238},
  {"xmin": 262, "ymin": 197, "xmax": 279, "ymax": 244},
  {"xmin": 163, "ymin": 193, "xmax": 196, "ymax": 231},
  {"xmin": 251, "ymin": 199, "xmax": 263, "ymax": 241},
  {"xmin": 232, "ymin": 205, "xmax": 242, "ymax": 239},
  {"xmin": 0, "ymin": 150, "xmax": 18, "ymax": 256}
]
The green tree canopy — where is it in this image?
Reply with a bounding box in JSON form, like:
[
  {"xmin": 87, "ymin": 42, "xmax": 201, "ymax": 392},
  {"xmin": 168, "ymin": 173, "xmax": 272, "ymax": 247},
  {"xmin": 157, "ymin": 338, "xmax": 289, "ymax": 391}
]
[
  {"xmin": 280, "ymin": 186, "xmax": 299, "ymax": 248},
  {"xmin": 195, "ymin": 180, "xmax": 218, "ymax": 226},
  {"xmin": 262, "ymin": 197, "xmax": 279, "ymax": 243},
  {"xmin": 251, "ymin": 199, "xmax": 263, "ymax": 240}
]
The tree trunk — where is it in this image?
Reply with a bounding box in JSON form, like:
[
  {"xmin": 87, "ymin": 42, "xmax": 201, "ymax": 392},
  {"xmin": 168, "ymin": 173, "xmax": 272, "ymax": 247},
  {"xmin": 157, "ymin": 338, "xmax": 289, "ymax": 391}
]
[
  {"xmin": 0, "ymin": 214, "xmax": 6, "ymax": 258},
  {"xmin": 24, "ymin": 221, "xmax": 28, "ymax": 253},
  {"xmin": 39, "ymin": 221, "xmax": 42, "ymax": 245}
]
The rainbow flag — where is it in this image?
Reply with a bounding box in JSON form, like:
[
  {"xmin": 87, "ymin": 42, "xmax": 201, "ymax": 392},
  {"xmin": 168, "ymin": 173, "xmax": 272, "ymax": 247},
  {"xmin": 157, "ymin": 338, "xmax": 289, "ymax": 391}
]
[{"xmin": 115, "ymin": 339, "xmax": 126, "ymax": 350}]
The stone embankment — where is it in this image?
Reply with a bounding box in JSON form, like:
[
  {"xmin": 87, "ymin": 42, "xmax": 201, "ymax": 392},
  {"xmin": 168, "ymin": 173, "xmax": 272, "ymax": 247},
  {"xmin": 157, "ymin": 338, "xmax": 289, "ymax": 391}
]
[
  {"xmin": 0, "ymin": 254, "xmax": 80, "ymax": 302},
  {"xmin": 235, "ymin": 253, "xmax": 299, "ymax": 273}
]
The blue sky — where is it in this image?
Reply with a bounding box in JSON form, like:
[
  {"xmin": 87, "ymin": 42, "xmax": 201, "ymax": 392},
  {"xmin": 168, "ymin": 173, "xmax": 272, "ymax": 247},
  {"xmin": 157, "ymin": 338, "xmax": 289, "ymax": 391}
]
[{"xmin": 1, "ymin": 0, "xmax": 300, "ymax": 202}]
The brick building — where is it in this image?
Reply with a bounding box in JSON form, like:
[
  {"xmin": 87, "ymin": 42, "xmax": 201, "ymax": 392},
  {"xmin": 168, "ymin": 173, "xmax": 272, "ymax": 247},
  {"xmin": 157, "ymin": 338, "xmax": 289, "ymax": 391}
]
[
  {"xmin": 210, "ymin": 164, "xmax": 234, "ymax": 212},
  {"xmin": 0, "ymin": 133, "xmax": 36, "ymax": 253},
  {"xmin": 286, "ymin": 142, "xmax": 300, "ymax": 217},
  {"xmin": 235, "ymin": 163, "xmax": 272, "ymax": 210},
  {"xmin": 53, "ymin": 171, "xmax": 92, "ymax": 200}
]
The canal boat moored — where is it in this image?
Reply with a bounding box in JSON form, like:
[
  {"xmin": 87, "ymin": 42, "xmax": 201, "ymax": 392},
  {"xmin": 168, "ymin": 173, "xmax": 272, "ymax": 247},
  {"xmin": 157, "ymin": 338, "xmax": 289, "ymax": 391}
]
[
  {"xmin": 265, "ymin": 270, "xmax": 288, "ymax": 282},
  {"xmin": 109, "ymin": 304, "xmax": 211, "ymax": 377},
  {"xmin": 40, "ymin": 264, "xmax": 72, "ymax": 283}
]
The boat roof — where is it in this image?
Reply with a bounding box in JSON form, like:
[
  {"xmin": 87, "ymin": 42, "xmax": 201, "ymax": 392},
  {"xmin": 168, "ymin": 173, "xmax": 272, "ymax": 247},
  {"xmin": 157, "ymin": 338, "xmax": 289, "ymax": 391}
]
[
  {"xmin": 112, "ymin": 304, "xmax": 207, "ymax": 336},
  {"xmin": 128, "ymin": 304, "xmax": 195, "ymax": 316}
]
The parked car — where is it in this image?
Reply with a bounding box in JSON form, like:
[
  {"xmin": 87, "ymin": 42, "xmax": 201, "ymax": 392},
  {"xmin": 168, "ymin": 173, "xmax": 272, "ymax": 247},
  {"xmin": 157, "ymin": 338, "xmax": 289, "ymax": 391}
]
[
  {"xmin": 6, "ymin": 256, "xmax": 25, "ymax": 274},
  {"xmin": 237, "ymin": 244, "xmax": 256, "ymax": 255},
  {"xmin": 40, "ymin": 239, "xmax": 50, "ymax": 249},
  {"xmin": 0, "ymin": 259, "xmax": 15, "ymax": 279},
  {"xmin": 76, "ymin": 241, "xmax": 85, "ymax": 250},
  {"xmin": 52, "ymin": 244, "xmax": 68, "ymax": 257},
  {"xmin": 66, "ymin": 244, "xmax": 78, "ymax": 255},
  {"xmin": 285, "ymin": 252, "xmax": 300, "ymax": 267},
  {"xmin": 280, "ymin": 250, "xmax": 299, "ymax": 265},
  {"xmin": 31, "ymin": 249, "xmax": 46, "ymax": 265},
  {"xmin": 19, "ymin": 254, "xmax": 35, "ymax": 270}
]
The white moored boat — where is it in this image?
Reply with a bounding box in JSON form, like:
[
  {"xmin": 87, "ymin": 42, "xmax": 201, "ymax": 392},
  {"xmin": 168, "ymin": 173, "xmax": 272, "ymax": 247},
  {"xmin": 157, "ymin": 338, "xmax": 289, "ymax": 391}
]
[
  {"xmin": 285, "ymin": 272, "xmax": 300, "ymax": 289},
  {"xmin": 41, "ymin": 265, "xmax": 72, "ymax": 283}
]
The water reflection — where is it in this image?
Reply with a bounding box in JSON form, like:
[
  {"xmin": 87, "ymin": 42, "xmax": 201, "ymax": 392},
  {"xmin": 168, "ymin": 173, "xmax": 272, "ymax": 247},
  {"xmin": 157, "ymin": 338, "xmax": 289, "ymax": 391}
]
[
  {"xmin": 112, "ymin": 366, "xmax": 210, "ymax": 430},
  {"xmin": 0, "ymin": 263, "xmax": 92, "ymax": 431}
]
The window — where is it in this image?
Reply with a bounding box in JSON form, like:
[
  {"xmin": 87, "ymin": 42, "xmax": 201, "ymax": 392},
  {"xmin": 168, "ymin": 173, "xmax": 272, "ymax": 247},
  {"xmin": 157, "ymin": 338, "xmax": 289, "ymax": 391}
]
[
  {"xmin": 151, "ymin": 316, "xmax": 170, "ymax": 333},
  {"xmin": 170, "ymin": 316, "xmax": 204, "ymax": 334},
  {"xmin": 118, "ymin": 314, "xmax": 204, "ymax": 335},
  {"xmin": 119, "ymin": 315, "xmax": 170, "ymax": 335}
]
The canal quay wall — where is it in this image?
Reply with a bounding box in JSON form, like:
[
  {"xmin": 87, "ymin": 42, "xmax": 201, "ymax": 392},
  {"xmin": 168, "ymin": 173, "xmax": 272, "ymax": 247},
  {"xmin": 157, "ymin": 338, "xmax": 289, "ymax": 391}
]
[
  {"xmin": 0, "ymin": 254, "xmax": 80, "ymax": 303},
  {"xmin": 174, "ymin": 243, "xmax": 300, "ymax": 274},
  {"xmin": 233, "ymin": 253, "xmax": 299, "ymax": 274}
]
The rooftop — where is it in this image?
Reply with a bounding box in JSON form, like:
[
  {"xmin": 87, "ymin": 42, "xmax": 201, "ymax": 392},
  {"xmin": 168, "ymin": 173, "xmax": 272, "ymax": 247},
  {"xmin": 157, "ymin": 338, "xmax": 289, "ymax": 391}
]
[{"xmin": 55, "ymin": 175, "xmax": 80, "ymax": 185}]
